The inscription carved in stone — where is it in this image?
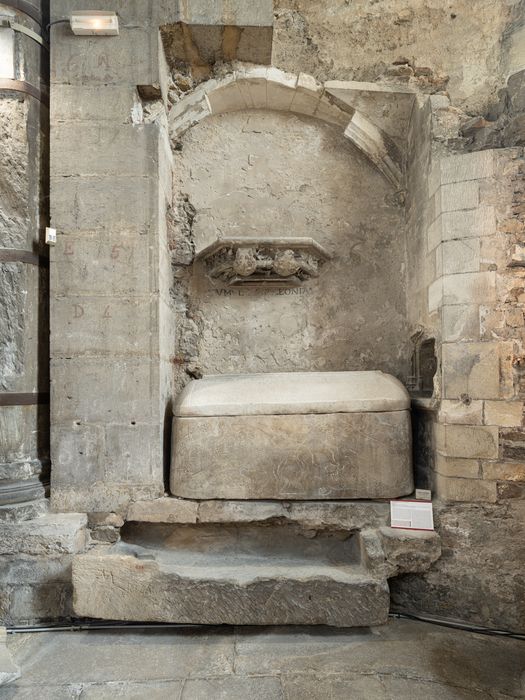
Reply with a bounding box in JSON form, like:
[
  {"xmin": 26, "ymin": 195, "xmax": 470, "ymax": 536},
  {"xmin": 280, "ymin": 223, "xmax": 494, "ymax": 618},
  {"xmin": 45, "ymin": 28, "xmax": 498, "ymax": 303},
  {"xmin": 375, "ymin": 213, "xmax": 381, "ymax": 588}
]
[{"xmin": 194, "ymin": 237, "xmax": 332, "ymax": 287}]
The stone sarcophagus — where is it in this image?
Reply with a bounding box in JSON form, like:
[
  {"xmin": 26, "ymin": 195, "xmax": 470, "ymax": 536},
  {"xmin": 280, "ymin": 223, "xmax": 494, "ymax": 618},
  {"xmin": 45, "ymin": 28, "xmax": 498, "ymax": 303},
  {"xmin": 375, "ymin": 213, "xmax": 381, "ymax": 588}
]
[{"xmin": 170, "ymin": 371, "xmax": 413, "ymax": 500}]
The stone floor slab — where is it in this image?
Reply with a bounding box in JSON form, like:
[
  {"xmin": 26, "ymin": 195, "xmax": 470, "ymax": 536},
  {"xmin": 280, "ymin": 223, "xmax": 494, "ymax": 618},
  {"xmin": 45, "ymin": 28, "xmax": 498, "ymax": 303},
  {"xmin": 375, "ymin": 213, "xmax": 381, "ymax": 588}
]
[
  {"xmin": 8, "ymin": 628, "xmax": 234, "ymax": 686},
  {"xmin": 181, "ymin": 676, "xmax": 282, "ymax": 699},
  {"xmin": 4, "ymin": 620, "xmax": 525, "ymax": 699},
  {"xmin": 233, "ymin": 621, "xmax": 525, "ymax": 698}
]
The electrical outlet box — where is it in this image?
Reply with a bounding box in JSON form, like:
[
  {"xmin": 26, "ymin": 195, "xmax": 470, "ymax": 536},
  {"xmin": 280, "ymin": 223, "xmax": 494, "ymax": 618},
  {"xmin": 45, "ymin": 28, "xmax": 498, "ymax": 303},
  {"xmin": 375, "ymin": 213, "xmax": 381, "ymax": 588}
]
[{"xmin": 45, "ymin": 227, "xmax": 56, "ymax": 245}]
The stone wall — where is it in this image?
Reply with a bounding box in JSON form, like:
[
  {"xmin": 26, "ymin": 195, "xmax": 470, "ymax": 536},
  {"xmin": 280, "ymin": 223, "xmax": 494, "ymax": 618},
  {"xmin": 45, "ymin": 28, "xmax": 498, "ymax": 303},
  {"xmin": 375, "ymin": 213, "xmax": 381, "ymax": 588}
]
[
  {"xmin": 49, "ymin": 1, "xmax": 174, "ymax": 513},
  {"xmin": 272, "ymin": 0, "xmax": 524, "ymax": 114},
  {"xmin": 4, "ymin": 0, "xmax": 522, "ymax": 630},
  {"xmin": 0, "ymin": 1, "xmax": 48, "ymax": 511},
  {"xmin": 395, "ymin": 88, "xmax": 525, "ymax": 629},
  {"xmin": 172, "ymin": 108, "xmax": 409, "ymax": 385}
]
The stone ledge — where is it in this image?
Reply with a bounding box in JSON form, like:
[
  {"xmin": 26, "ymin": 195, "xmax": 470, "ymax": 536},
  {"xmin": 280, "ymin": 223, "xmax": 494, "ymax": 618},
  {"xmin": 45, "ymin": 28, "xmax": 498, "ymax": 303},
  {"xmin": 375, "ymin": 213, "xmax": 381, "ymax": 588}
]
[
  {"xmin": 127, "ymin": 497, "xmax": 390, "ymax": 530},
  {"xmin": 72, "ymin": 519, "xmax": 441, "ymax": 626},
  {"xmin": 0, "ymin": 513, "xmax": 88, "ymax": 556}
]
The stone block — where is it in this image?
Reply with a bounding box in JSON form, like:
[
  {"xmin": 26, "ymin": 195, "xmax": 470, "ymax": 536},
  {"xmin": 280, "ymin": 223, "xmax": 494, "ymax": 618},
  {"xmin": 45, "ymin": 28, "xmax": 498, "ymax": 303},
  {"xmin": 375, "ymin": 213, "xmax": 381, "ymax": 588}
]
[
  {"xmin": 434, "ymin": 474, "xmax": 498, "ymax": 503},
  {"xmin": 484, "ymin": 401, "xmax": 523, "ymax": 427},
  {"xmin": 127, "ymin": 498, "xmax": 199, "ymax": 523},
  {"xmin": 427, "ymin": 278, "xmax": 443, "ymax": 312},
  {"xmin": 289, "ymin": 73, "xmax": 323, "ymax": 116},
  {"xmin": 442, "ymin": 271, "xmax": 496, "ymax": 306},
  {"xmin": 439, "ymin": 399, "xmax": 483, "ymax": 425},
  {"xmin": 51, "ymin": 123, "xmax": 157, "ymax": 177},
  {"xmin": 88, "ymin": 512, "xmax": 124, "ymax": 528},
  {"xmin": 195, "ymin": 499, "xmax": 391, "ymax": 531},
  {"xmin": 436, "ymin": 180, "xmax": 479, "ymax": 216},
  {"xmin": 52, "ymin": 482, "xmax": 163, "ymax": 515},
  {"xmin": 442, "ymin": 304, "xmax": 480, "ymax": 342},
  {"xmin": 440, "ymin": 150, "xmax": 494, "ymax": 184},
  {"xmin": 171, "ymin": 411, "xmax": 413, "ymax": 500},
  {"xmin": 50, "ymin": 357, "xmax": 158, "ymax": 424},
  {"xmin": 435, "ymin": 424, "xmax": 499, "ymax": 459},
  {"xmin": 50, "ymin": 176, "xmax": 156, "ymax": 232},
  {"xmin": 440, "ymin": 206, "xmax": 496, "ymax": 242},
  {"xmin": 52, "ymin": 0, "xmax": 155, "ymax": 25},
  {"xmin": 51, "ymin": 26, "xmax": 159, "ymax": 87},
  {"xmin": 50, "ymin": 295, "xmax": 156, "ymax": 357},
  {"xmin": 267, "ymin": 76, "xmax": 298, "ymax": 112},
  {"xmin": 0, "ymin": 514, "xmax": 87, "ymax": 556},
  {"xmin": 441, "ymin": 239, "xmax": 480, "ymax": 275},
  {"xmin": 104, "ymin": 424, "xmax": 162, "ymax": 482},
  {"xmin": 158, "ymin": 0, "xmax": 274, "ymax": 26},
  {"xmin": 499, "ymin": 429, "xmax": 525, "ymax": 461},
  {"xmin": 233, "ymin": 66, "xmax": 269, "ymax": 108},
  {"xmin": 482, "ymin": 461, "xmax": 525, "ymax": 481},
  {"xmin": 169, "ymin": 86, "xmax": 212, "ymax": 139},
  {"xmin": 0, "ymin": 499, "xmax": 49, "ymax": 523},
  {"xmin": 51, "ymin": 85, "xmax": 140, "ymax": 124},
  {"xmin": 378, "ymin": 527, "xmax": 441, "ymax": 576},
  {"xmin": 435, "ymin": 454, "xmax": 480, "ymax": 478},
  {"xmin": 442, "ymin": 341, "xmax": 501, "ymax": 399},
  {"xmin": 50, "ymin": 423, "xmax": 104, "ymax": 488},
  {"xmin": 206, "ymin": 79, "xmax": 246, "ymax": 115},
  {"xmin": 73, "ymin": 525, "xmax": 391, "ymax": 626},
  {"xmin": 49, "ymin": 230, "xmax": 155, "ymax": 297},
  {"xmin": 4, "ymin": 583, "xmax": 73, "ymax": 625},
  {"xmin": 0, "ymin": 554, "xmax": 72, "ymax": 586}
]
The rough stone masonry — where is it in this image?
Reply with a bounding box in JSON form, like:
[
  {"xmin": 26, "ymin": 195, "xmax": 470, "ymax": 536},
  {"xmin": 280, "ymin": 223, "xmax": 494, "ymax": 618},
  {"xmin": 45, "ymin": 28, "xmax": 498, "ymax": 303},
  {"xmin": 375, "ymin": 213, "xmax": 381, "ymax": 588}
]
[{"xmin": 0, "ymin": 0, "xmax": 524, "ymax": 634}]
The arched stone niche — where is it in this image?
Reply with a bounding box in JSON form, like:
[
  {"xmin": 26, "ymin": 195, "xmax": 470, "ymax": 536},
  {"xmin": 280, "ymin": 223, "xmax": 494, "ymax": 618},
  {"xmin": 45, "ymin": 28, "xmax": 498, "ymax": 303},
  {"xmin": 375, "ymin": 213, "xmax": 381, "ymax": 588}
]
[
  {"xmin": 169, "ymin": 67, "xmax": 405, "ymax": 189},
  {"xmin": 170, "ymin": 70, "xmax": 411, "ymax": 383}
]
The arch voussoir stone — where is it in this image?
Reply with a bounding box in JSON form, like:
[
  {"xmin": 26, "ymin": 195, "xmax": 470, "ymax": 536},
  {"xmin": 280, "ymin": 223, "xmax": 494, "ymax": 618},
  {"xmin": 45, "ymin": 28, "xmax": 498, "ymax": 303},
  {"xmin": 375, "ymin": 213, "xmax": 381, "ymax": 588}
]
[{"xmin": 168, "ymin": 66, "xmax": 403, "ymax": 188}]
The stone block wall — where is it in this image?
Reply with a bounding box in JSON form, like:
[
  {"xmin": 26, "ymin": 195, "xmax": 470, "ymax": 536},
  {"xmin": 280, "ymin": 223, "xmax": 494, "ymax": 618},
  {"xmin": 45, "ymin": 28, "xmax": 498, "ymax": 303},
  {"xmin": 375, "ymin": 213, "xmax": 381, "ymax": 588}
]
[
  {"xmin": 49, "ymin": 1, "xmax": 173, "ymax": 513},
  {"xmin": 3, "ymin": 0, "xmax": 519, "ymax": 630},
  {"xmin": 430, "ymin": 149, "xmax": 524, "ymax": 503}
]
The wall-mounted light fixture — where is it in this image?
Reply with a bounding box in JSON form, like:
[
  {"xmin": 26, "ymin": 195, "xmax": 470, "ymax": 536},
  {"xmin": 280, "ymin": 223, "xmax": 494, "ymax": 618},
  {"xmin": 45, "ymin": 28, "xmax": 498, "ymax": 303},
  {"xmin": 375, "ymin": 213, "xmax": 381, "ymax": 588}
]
[{"xmin": 70, "ymin": 11, "xmax": 119, "ymax": 36}]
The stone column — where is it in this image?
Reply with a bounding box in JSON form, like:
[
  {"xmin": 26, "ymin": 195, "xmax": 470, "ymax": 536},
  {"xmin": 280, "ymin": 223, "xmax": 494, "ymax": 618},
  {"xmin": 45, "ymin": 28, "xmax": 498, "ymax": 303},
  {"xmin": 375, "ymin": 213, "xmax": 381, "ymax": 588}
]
[
  {"xmin": 49, "ymin": 1, "xmax": 173, "ymax": 513},
  {"xmin": 0, "ymin": 0, "xmax": 49, "ymax": 519}
]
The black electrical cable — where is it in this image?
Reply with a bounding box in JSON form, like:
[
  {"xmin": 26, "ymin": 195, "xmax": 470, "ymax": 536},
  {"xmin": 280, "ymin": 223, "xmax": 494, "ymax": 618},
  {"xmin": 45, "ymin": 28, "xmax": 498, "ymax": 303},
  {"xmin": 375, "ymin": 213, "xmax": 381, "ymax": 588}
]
[
  {"xmin": 6, "ymin": 615, "xmax": 525, "ymax": 640},
  {"xmin": 389, "ymin": 611, "xmax": 525, "ymax": 641},
  {"xmin": 45, "ymin": 18, "xmax": 69, "ymax": 32}
]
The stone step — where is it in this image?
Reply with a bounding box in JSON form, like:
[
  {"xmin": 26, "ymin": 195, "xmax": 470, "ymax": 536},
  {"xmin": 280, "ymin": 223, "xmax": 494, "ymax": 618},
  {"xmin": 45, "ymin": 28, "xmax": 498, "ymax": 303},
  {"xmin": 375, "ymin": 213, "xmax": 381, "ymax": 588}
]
[{"xmin": 73, "ymin": 522, "xmax": 391, "ymax": 627}]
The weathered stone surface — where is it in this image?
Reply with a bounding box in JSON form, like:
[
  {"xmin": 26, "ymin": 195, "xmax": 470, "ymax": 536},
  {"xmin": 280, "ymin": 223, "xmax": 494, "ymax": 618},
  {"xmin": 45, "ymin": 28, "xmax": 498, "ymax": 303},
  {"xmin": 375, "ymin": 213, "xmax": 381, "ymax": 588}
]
[
  {"xmin": 435, "ymin": 474, "xmax": 498, "ymax": 503},
  {"xmin": 6, "ymin": 620, "xmax": 525, "ymax": 698},
  {"xmin": 0, "ymin": 499, "xmax": 49, "ymax": 523},
  {"xmin": 171, "ymin": 410, "xmax": 413, "ymax": 500},
  {"xmin": 441, "ymin": 342, "xmax": 504, "ymax": 400},
  {"xmin": 175, "ymin": 371, "xmax": 410, "ymax": 416},
  {"xmin": 127, "ymin": 497, "xmax": 198, "ymax": 523},
  {"xmin": 377, "ymin": 526, "xmax": 441, "ymax": 577},
  {"xmin": 392, "ymin": 501, "xmax": 525, "ymax": 632},
  {"xmin": 73, "ymin": 524, "xmax": 391, "ymax": 626},
  {"xmin": 435, "ymin": 454, "xmax": 480, "ymax": 479},
  {"xmin": 484, "ymin": 400, "xmax": 523, "ymax": 427},
  {"xmin": 0, "ymin": 514, "xmax": 87, "ymax": 556},
  {"xmin": 173, "ymin": 109, "xmax": 410, "ymax": 386},
  {"xmin": 0, "ymin": 628, "xmax": 19, "ymax": 687}
]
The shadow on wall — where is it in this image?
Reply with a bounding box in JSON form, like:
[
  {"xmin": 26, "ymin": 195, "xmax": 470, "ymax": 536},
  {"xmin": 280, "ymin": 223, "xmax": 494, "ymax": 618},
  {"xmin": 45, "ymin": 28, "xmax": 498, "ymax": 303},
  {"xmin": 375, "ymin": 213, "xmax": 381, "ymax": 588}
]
[{"xmin": 163, "ymin": 399, "xmax": 173, "ymax": 493}]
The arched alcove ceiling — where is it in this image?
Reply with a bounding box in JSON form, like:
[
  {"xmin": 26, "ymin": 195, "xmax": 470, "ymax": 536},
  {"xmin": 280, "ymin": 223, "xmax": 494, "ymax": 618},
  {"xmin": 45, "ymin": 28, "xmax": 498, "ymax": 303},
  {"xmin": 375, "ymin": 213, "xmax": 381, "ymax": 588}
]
[{"xmin": 168, "ymin": 67, "xmax": 413, "ymax": 190}]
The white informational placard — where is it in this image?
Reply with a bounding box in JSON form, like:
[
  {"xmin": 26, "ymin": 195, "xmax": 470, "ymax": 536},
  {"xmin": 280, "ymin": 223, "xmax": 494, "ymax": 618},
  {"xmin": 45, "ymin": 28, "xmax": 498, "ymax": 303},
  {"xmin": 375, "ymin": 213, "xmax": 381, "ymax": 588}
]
[{"xmin": 390, "ymin": 499, "xmax": 434, "ymax": 531}]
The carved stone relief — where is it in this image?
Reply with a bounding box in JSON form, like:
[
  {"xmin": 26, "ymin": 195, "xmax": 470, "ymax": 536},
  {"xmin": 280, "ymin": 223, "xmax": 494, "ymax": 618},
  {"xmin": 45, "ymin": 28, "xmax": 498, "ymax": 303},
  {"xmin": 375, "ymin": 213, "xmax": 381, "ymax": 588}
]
[{"xmin": 194, "ymin": 237, "xmax": 332, "ymax": 287}]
